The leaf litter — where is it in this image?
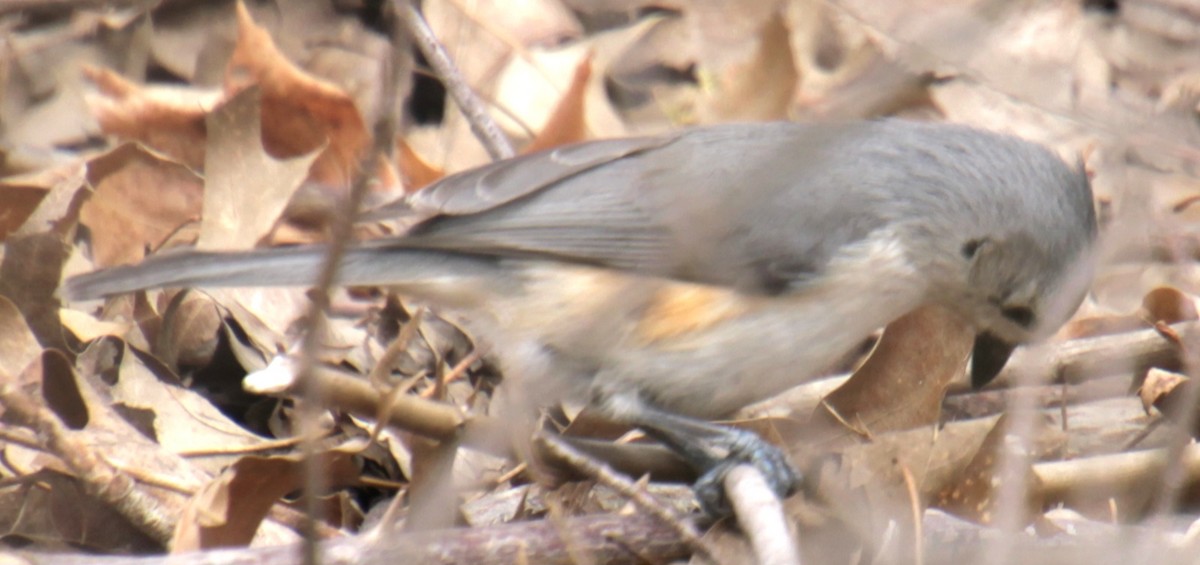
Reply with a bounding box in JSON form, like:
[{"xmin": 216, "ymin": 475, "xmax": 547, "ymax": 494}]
[{"xmin": 2, "ymin": 0, "xmax": 1200, "ymax": 563}]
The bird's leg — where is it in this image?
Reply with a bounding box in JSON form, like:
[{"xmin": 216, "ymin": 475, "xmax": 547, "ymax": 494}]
[{"xmin": 623, "ymin": 404, "xmax": 799, "ymax": 516}]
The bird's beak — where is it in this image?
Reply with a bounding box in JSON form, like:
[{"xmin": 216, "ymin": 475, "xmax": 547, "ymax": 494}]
[{"xmin": 971, "ymin": 332, "xmax": 1016, "ymax": 388}]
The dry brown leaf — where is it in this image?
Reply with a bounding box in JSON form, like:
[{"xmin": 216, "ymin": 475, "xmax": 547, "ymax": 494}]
[
  {"xmin": 0, "ymin": 232, "xmax": 71, "ymax": 350},
  {"xmin": 25, "ymin": 345, "xmax": 214, "ymax": 520},
  {"xmin": 0, "ymin": 295, "xmax": 43, "ymax": 379},
  {"xmin": 807, "ymin": 417, "xmax": 1002, "ymax": 561},
  {"xmin": 397, "ymin": 138, "xmax": 446, "ymax": 193},
  {"xmin": 9, "ymin": 162, "xmax": 89, "ymax": 239},
  {"xmin": 522, "ymin": 53, "xmax": 593, "ymax": 154},
  {"xmin": 83, "ymin": 66, "xmax": 218, "ymax": 169},
  {"xmin": 80, "ymin": 143, "xmax": 204, "ymax": 267},
  {"xmin": 62, "ymin": 292, "xmax": 156, "ymax": 354},
  {"xmin": 449, "ymin": 0, "xmax": 582, "ymax": 48},
  {"xmin": 172, "ymin": 449, "xmax": 360, "ymax": 551},
  {"xmin": 75, "ymin": 336, "xmax": 268, "ymax": 475},
  {"xmin": 0, "ymin": 469, "xmax": 159, "ymax": 553},
  {"xmin": 933, "ymin": 415, "xmax": 1046, "ymax": 526},
  {"xmin": 1061, "ymin": 286, "xmax": 1199, "ymax": 340},
  {"xmin": 1140, "ymin": 286, "xmax": 1199, "ymax": 324},
  {"xmin": 195, "ymin": 285, "xmax": 388, "ymax": 381},
  {"xmin": 147, "ymin": 0, "xmax": 239, "ymax": 82},
  {"xmin": 200, "ymin": 287, "xmax": 310, "ymax": 360},
  {"xmin": 812, "ymin": 304, "xmax": 972, "ymax": 440},
  {"xmin": 152, "ymin": 290, "xmax": 223, "ymax": 370},
  {"xmin": 198, "ymin": 87, "xmax": 321, "ymax": 250},
  {"xmin": 224, "ymin": 1, "xmax": 369, "ymax": 190},
  {"xmin": 693, "ymin": 4, "xmax": 798, "ymax": 122},
  {"xmin": 59, "ymin": 307, "xmax": 135, "ymax": 343},
  {"xmin": 1138, "ymin": 367, "xmax": 1197, "ymax": 433},
  {"xmin": 0, "ymin": 184, "xmax": 49, "ymax": 241}
]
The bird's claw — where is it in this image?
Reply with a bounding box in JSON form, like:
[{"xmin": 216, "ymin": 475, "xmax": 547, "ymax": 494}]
[{"xmin": 692, "ymin": 429, "xmax": 799, "ymax": 517}]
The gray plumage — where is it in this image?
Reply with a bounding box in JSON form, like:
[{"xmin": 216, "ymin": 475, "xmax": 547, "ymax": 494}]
[
  {"xmin": 65, "ymin": 119, "xmax": 1096, "ymax": 414},
  {"xmin": 64, "ymin": 119, "xmax": 1097, "ymax": 515},
  {"xmin": 398, "ymin": 120, "xmax": 1092, "ymax": 296}
]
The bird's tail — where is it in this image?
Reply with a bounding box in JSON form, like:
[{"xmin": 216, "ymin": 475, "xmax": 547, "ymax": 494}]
[{"xmin": 63, "ymin": 245, "xmax": 507, "ymax": 302}]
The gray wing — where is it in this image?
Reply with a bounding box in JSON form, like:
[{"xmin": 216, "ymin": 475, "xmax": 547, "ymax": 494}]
[
  {"xmin": 408, "ymin": 136, "xmax": 677, "ymax": 215},
  {"xmin": 392, "ymin": 122, "xmax": 898, "ymax": 292}
]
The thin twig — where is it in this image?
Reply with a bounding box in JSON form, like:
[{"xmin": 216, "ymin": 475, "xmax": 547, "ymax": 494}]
[
  {"xmin": 899, "ymin": 463, "xmax": 924, "ymax": 565},
  {"xmin": 12, "ymin": 513, "xmax": 693, "ymax": 565},
  {"xmin": 1144, "ymin": 328, "xmax": 1200, "ymax": 526},
  {"xmin": 291, "ymin": 10, "xmax": 410, "ymax": 563},
  {"xmin": 394, "ymin": 0, "xmax": 515, "ymax": 160},
  {"xmin": 0, "ymin": 376, "xmax": 179, "ymax": 543},
  {"xmin": 724, "ymin": 465, "xmax": 801, "ymax": 565},
  {"xmin": 367, "ymin": 307, "xmax": 427, "ymax": 388},
  {"xmin": 420, "ymin": 347, "xmax": 484, "ymax": 398},
  {"xmin": 536, "ymin": 432, "xmax": 717, "ymax": 562},
  {"xmin": 244, "ymin": 357, "xmax": 470, "ymax": 445},
  {"xmin": 1036, "ymin": 443, "xmax": 1200, "ymax": 505}
]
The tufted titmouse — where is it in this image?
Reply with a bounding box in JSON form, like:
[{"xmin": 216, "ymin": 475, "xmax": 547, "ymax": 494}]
[{"xmin": 65, "ymin": 120, "xmax": 1097, "ymax": 514}]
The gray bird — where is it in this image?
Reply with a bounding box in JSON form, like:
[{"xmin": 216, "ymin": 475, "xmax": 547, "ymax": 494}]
[{"xmin": 65, "ymin": 120, "xmax": 1097, "ymax": 514}]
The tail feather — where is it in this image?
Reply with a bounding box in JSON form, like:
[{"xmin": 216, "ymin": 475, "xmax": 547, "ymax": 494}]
[{"xmin": 64, "ymin": 245, "xmax": 505, "ymax": 300}]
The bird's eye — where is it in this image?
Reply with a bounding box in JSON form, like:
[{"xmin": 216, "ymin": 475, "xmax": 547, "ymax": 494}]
[
  {"xmin": 961, "ymin": 238, "xmax": 986, "ymax": 259},
  {"xmin": 1001, "ymin": 305, "xmax": 1035, "ymax": 328}
]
